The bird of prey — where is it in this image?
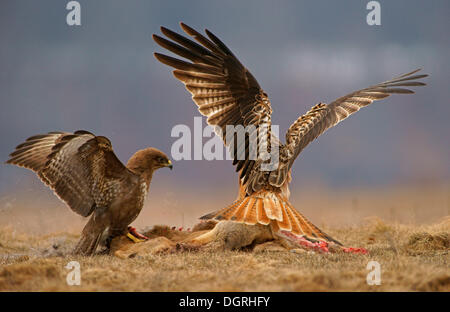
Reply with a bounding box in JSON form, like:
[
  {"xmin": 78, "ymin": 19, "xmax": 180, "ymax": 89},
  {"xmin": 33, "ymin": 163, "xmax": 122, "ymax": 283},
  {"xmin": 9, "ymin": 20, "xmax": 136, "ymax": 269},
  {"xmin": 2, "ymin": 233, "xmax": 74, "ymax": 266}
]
[
  {"xmin": 6, "ymin": 130, "xmax": 172, "ymax": 255},
  {"xmin": 153, "ymin": 23, "xmax": 428, "ymax": 247}
]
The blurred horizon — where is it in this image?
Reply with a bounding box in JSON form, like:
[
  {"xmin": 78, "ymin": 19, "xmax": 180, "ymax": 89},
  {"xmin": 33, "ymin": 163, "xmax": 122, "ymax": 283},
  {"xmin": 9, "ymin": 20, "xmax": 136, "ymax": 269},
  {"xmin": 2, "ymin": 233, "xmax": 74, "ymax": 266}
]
[{"xmin": 1, "ymin": 0, "xmax": 449, "ymax": 199}]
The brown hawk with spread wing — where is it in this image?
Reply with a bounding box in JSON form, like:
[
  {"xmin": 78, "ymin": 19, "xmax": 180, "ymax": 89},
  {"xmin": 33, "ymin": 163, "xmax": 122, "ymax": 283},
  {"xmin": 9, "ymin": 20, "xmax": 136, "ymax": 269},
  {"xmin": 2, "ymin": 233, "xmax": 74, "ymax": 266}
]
[
  {"xmin": 6, "ymin": 130, "xmax": 172, "ymax": 255},
  {"xmin": 153, "ymin": 23, "xmax": 428, "ymax": 246}
]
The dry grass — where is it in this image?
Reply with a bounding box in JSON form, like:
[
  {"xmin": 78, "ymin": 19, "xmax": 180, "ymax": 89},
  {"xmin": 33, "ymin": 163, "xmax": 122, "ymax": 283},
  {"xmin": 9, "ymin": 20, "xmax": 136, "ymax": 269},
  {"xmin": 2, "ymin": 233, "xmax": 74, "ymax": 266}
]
[
  {"xmin": 0, "ymin": 217, "xmax": 448, "ymax": 292},
  {"xmin": 0, "ymin": 184, "xmax": 448, "ymax": 292}
]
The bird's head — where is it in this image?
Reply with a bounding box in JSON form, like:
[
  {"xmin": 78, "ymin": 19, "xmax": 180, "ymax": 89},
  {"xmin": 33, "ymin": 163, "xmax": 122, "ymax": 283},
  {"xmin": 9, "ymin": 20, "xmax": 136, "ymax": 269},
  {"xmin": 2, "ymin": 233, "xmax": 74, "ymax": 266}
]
[{"xmin": 127, "ymin": 148, "xmax": 172, "ymax": 176}]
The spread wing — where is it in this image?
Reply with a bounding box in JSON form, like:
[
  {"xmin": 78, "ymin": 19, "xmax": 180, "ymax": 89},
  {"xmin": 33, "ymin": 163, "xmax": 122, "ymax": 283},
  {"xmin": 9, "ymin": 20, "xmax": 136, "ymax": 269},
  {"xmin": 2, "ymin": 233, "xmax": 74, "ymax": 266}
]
[
  {"xmin": 153, "ymin": 23, "xmax": 277, "ymax": 194},
  {"xmin": 281, "ymin": 69, "xmax": 428, "ymax": 173},
  {"xmin": 6, "ymin": 130, "xmax": 134, "ymax": 217}
]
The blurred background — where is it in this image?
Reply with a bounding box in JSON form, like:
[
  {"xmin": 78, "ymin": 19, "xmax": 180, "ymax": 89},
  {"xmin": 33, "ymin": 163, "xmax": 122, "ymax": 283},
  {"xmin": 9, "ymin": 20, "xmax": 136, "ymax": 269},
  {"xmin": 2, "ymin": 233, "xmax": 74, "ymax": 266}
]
[{"xmin": 0, "ymin": 0, "xmax": 449, "ymax": 232}]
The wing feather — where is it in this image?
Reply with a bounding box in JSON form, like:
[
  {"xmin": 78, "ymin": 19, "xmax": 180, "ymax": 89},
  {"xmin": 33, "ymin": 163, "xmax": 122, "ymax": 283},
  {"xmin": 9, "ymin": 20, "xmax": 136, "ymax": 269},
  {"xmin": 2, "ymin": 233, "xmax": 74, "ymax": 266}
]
[
  {"xmin": 282, "ymin": 69, "xmax": 428, "ymax": 173},
  {"xmin": 154, "ymin": 23, "xmax": 276, "ymax": 194},
  {"xmin": 7, "ymin": 131, "xmax": 133, "ymax": 217}
]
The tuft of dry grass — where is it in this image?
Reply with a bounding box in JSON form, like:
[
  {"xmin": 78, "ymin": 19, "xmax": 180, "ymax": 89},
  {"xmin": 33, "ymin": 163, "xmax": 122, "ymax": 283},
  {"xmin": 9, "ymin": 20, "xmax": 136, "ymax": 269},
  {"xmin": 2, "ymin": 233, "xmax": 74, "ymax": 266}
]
[{"xmin": 406, "ymin": 232, "xmax": 449, "ymax": 251}]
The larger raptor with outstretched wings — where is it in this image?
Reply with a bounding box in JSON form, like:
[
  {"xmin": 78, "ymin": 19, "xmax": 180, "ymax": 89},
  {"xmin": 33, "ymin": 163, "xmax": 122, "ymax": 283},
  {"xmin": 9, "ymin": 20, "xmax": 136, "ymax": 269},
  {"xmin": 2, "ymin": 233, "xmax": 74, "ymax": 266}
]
[{"xmin": 153, "ymin": 23, "xmax": 428, "ymax": 245}]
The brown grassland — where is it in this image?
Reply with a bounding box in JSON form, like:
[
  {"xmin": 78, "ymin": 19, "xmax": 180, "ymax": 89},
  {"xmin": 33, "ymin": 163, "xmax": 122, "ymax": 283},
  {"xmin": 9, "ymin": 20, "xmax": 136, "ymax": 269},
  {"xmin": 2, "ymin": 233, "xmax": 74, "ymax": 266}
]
[{"xmin": 0, "ymin": 183, "xmax": 449, "ymax": 291}]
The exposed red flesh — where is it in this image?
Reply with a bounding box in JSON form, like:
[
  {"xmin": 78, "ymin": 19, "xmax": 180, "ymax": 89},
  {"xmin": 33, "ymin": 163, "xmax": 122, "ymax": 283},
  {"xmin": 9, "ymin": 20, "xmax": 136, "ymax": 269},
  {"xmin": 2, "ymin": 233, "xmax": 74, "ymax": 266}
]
[
  {"xmin": 280, "ymin": 230, "xmax": 368, "ymax": 255},
  {"xmin": 128, "ymin": 226, "xmax": 149, "ymax": 240}
]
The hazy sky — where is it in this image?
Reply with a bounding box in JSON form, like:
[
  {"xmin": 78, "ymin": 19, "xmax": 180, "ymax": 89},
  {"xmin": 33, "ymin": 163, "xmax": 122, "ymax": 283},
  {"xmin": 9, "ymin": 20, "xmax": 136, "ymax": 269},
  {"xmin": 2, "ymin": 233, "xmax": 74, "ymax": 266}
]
[{"xmin": 1, "ymin": 0, "xmax": 449, "ymax": 195}]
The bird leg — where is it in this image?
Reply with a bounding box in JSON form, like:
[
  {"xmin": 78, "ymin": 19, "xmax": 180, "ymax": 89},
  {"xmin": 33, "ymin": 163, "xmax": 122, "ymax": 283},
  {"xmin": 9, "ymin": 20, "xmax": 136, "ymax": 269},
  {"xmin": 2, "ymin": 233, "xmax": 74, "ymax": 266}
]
[{"xmin": 126, "ymin": 226, "xmax": 149, "ymax": 243}]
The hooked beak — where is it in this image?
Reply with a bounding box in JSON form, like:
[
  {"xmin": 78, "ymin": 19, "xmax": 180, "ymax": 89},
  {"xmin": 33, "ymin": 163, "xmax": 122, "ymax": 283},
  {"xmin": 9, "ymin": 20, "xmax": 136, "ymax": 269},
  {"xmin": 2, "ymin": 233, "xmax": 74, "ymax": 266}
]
[{"xmin": 166, "ymin": 159, "xmax": 173, "ymax": 170}]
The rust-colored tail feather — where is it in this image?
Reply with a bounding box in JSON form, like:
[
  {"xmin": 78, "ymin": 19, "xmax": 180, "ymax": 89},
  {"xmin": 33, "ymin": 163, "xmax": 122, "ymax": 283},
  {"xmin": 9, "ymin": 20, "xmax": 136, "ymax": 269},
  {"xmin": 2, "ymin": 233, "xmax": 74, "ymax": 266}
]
[
  {"xmin": 256, "ymin": 198, "xmax": 270, "ymax": 225},
  {"xmin": 200, "ymin": 191, "xmax": 342, "ymax": 246},
  {"xmin": 277, "ymin": 200, "xmax": 292, "ymax": 232},
  {"xmin": 243, "ymin": 197, "xmax": 257, "ymax": 225},
  {"xmin": 263, "ymin": 194, "xmax": 283, "ymax": 221},
  {"xmin": 233, "ymin": 197, "xmax": 250, "ymax": 222}
]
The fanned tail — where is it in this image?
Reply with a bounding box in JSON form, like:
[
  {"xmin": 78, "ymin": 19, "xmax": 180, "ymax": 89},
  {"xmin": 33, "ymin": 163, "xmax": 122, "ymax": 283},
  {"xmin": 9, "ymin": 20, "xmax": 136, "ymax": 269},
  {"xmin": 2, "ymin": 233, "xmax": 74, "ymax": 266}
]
[{"xmin": 200, "ymin": 191, "xmax": 342, "ymax": 246}]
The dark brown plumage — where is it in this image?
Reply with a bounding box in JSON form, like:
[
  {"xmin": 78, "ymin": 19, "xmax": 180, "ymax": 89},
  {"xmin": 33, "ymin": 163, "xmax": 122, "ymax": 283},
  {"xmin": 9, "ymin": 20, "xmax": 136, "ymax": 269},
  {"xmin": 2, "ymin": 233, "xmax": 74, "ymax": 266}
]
[
  {"xmin": 6, "ymin": 130, "xmax": 172, "ymax": 255},
  {"xmin": 153, "ymin": 23, "xmax": 428, "ymax": 245}
]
